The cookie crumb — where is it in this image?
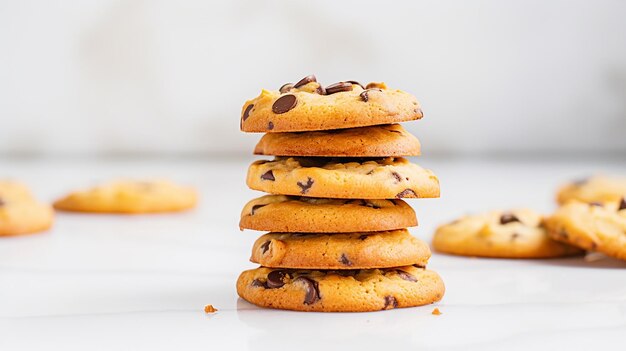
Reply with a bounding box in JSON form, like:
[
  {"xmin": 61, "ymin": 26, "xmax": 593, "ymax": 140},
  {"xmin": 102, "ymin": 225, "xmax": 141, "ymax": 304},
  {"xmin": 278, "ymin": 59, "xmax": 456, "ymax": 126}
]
[
  {"xmin": 204, "ymin": 304, "xmax": 218, "ymax": 313},
  {"xmin": 432, "ymin": 308, "xmax": 442, "ymax": 315}
]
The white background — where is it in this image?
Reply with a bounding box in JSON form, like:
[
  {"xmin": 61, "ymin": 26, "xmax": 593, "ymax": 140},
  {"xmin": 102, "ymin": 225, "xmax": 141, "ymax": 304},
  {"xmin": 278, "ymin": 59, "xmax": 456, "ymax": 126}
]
[{"xmin": 1, "ymin": 0, "xmax": 626, "ymax": 157}]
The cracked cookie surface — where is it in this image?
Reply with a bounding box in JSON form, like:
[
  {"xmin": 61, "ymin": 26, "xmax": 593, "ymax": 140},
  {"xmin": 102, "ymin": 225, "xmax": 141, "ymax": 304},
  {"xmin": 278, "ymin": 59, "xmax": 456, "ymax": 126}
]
[
  {"xmin": 53, "ymin": 179, "xmax": 197, "ymax": 214},
  {"xmin": 250, "ymin": 229, "xmax": 430, "ymax": 269},
  {"xmin": 556, "ymin": 175, "xmax": 626, "ymax": 205},
  {"xmin": 237, "ymin": 265, "xmax": 444, "ymax": 312},
  {"xmin": 246, "ymin": 157, "xmax": 439, "ymax": 199},
  {"xmin": 240, "ymin": 195, "xmax": 416, "ymax": 233},
  {"xmin": 253, "ymin": 124, "xmax": 420, "ymax": 157},
  {"xmin": 545, "ymin": 199, "xmax": 626, "ymax": 261},
  {"xmin": 240, "ymin": 77, "xmax": 422, "ymax": 133},
  {"xmin": 433, "ymin": 209, "xmax": 582, "ymax": 258},
  {"xmin": 0, "ymin": 180, "xmax": 54, "ymax": 236}
]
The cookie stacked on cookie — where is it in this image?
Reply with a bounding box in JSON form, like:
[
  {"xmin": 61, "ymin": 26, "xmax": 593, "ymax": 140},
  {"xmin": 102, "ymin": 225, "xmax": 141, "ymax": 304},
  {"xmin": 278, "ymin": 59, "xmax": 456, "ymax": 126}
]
[{"xmin": 237, "ymin": 75, "xmax": 444, "ymax": 312}]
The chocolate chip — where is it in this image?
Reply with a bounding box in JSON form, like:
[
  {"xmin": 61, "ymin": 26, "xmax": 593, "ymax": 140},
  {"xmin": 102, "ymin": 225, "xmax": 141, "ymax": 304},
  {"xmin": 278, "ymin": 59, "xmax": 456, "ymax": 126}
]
[
  {"xmin": 268, "ymin": 121, "xmax": 274, "ymax": 130},
  {"xmin": 294, "ymin": 75, "xmax": 317, "ymax": 88},
  {"xmin": 392, "ymin": 172, "xmax": 402, "ymax": 183},
  {"xmin": 272, "ymin": 94, "xmax": 297, "ymax": 114},
  {"xmin": 291, "ymin": 233, "xmax": 317, "ymax": 238},
  {"xmin": 346, "ymin": 80, "xmax": 364, "ymax": 89},
  {"xmin": 266, "ymin": 270, "xmax": 289, "ymax": 289},
  {"xmin": 383, "ymin": 296, "xmax": 398, "ymax": 310},
  {"xmin": 297, "ymin": 177, "xmax": 314, "ymax": 194},
  {"xmin": 396, "ymin": 270, "xmax": 417, "ymax": 282},
  {"xmin": 396, "ymin": 189, "xmax": 417, "ymax": 198},
  {"xmin": 358, "ymin": 234, "xmax": 368, "ymax": 240},
  {"xmin": 295, "ymin": 277, "xmax": 320, "ymax": 305},
  {"xmin": 589, "ymin": 202, "xmax": 603, "ymax": 207},
  {"xmin": 340, "ymin": 254, "xmax": 352, "ymax": 266},
  {"xmin": 366, "ymin": 170, "xmax": 375, "ymax": 175},
  {"xmin": 279, "ymin": 83, "xmax": 294, "ymax": 94},
  {"xmin": 260, "ymin": 240, "xmax": 271, "ymax": 254},
  {"xmin": 359, "ymin": 88, "xmax": 382, "ymax": 102},
  {"xmin": 335, "ymin": 270, "xmax": 358, "ymax": 277},
  {"xmin": 325, "ymin": 82, "xmax": 353, "ymax": 95},
  {"xmin": 261, "ymin": 170, "xmax": 275, "ymax": 181},
  {"xmin": 412, "ymin": 264, "xmax": 426, "ymax": 269},
  {"xmin": 251, "ymin": 204, "xmax": 267, "ymax": 215},
  {"xmin": 619, "ymin": 197, "xmax": 626, "ymax": 211},
  {"xmin": 251, "ymin": 279, "xmax": 266, "ymax": 288},
  {"xmin": 242, "ymin": 104, "xmax": 254, "ymax": 122},
  {"xmin": 500, "ymin": 213, "xmax": 520, "ymax": 225}
]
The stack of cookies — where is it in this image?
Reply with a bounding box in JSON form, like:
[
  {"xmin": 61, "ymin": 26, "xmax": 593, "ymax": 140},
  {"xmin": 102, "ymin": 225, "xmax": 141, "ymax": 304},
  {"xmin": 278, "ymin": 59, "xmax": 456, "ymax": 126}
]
[{"xmin": 237, "ymin": 75, "xmax": 444, "ymax": 312}]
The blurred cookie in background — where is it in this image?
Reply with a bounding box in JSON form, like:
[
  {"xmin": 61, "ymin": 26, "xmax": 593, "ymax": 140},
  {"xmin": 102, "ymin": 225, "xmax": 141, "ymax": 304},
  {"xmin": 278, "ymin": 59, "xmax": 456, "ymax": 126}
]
[
  {"xmin": 53, "ymin": 179, "xmax": 197, "ymax": 214},
  {"xmin": 545, "ymin": 199, "xmax": 626, "ymax": 261},
  {"xmin": 433, "ymin": 209, "xmax": 582, "ymax": 259},
  {"xmin": 556, "ymin": 175, "xmax": 626, "ymax": 205},
  {"xmin": 0, "ymin": 180, "xmax": 54, "ymax": 236}
]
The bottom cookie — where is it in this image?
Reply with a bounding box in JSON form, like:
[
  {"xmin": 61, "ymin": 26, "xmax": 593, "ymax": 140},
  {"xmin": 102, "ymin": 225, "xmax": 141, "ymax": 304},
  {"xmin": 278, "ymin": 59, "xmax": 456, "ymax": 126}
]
[{"xmin": 237, "ymin": 266, "xmax": 444, "ymax": 312}]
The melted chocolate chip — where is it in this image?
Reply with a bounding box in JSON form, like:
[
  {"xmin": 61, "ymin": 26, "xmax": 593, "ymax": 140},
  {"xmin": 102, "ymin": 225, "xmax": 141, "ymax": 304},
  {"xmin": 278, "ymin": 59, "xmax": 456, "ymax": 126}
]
[
  {"xmin": 335, "ymin": 270, "xmax": 358, "ymax": 277},
  {"xmin": 297, "ymin": 177, "xmax": 314, "ymax": 194},
  {"xmin": 242, "ymin": 104, "xmax": 254, "ymax": 121},
  {"xmin": 392, "ymin": 172, "xmax": 402, "ymax": 183},
  {"xmin": 412, "ymin": 264, "xmax": 426, "ymax": 269},
  {"xmin": 316, "ymin": 85, "xmax": 326, "ymax": 95},
  {"xmin": 325, "ymin": 82, "xmax": 353, "ymax": 95},
  {"xmin": 572, "ymin": 177, "xmax": 589, "ymax": 186},
  {"xmin": 339, "ymin": 254, "xmax": 352, "ymax": 266},
  {"xmin": 383, "ymin": 296, "xmax": 398, "ymax": 310},
  {"xmin": 261, "ymin": 170, "xmax": 275, "ymax": 181},
  {"xmin": 294, "ymin": 75, "xmax": 317, "ymax": 88},
  {"xmin": 251, "ymin": 279, "xmax": 266, "ymax": 288},
  {"xmin": 500, "ymin": 213, "xmax": 520, "ymax": 225},
  {"xmin": 295, "ymin": 277, "xmax": 320, "ymax": 305},
  {"xmin": 396, "ymin": 189, "xmax": 417, "ymax": 198},
  {"xmin": 358, "ymin": 234, "xmax": 368, "ymax": 240},
  {"xmin": 396, "ymin": 270, "xmax": 417, "ymax": 282},
  {"xmin": 266, "ymin": 270, "xmax": 289, "ymax": 289},
  {"xmin": 251, "ymin": 204, "xmax": 267, "ymax": 215},
  {"xmin": 272, "ymin": 94, "xmax": 297, "ymax": 114},
  {"xmin": 260, "ymin": 240, "xmax": 271, "ymax": 254},
  {"xmin": 619, "ymin": 197, "xmax": 626, "ymax": 211},
  {"xmin": 359, "ymin": 88, "xmax": 382, "ymax": 102},
  {"xmin": 279, "ymin": 83, "xmax": 294, "ymax": 94},
  {"xmin": 346, "ymin": 80, "xmax": 365, "ymax": 89},
  {"xmin": 267, "ymin": 121, "xmax": 274, "ymax": 130}
]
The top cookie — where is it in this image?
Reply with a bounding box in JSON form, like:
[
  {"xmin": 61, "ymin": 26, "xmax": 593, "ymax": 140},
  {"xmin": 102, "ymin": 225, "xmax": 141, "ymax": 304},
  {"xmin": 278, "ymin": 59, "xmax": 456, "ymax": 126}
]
[
  {"xmin": 53, "ymin": 179, "xmax": 197, "ymax": 214},
  {"xmin": 253, "ymin": 124, "xmax": 421, "ymax": 157},
  {"xmin": 556, "ymin": 175, "xmax": 626, "ymax": 205},
  {"xmin": 0, "ymin": 180, "xmax": 54, "ymax": 236},
  {"xmin": 240, "ymin": 75, "xmax": 423, "ymax": 133}
]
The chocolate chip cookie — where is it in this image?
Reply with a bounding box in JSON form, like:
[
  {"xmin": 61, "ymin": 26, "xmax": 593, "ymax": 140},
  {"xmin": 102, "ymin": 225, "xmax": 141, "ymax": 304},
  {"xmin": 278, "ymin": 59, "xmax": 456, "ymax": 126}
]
[
  {"xmin": 253, "ymin": 124, "xmax": 421, "ymax": 157},
  {"xmin": 240, "ymin": 195, "xmax": 416, "ymax": 233},
  {"xmin": 237, "ymin": 265, "xmax": 444, "ymax": 312},
  {"xmin": 556, "ymin": 175, "xmax": 626, "ymax": 205},
  {"xmin": 545, "ymin": 199, "xmax": 626, "ymax": 261},
  {"xmin": 0, "ymin": 180, "xmax": 54, "ymax": 236},
  {"xmin": 433, "ymin": 209, "xmax": 582, "ymax": 258},
  {"xmin": 250, "ymin": 229, "xmax": 430, "ymax": 269},
  {"xmin": 246, "ymin": 157, "xmax": 440, "ymax": 199},
  {"xmin": 240, "ymin": 75, "xmax": 423, "ymax": 133},
  {"xmin": 53, "ymin": 179, "xmax": 197, "ymax": 214}
]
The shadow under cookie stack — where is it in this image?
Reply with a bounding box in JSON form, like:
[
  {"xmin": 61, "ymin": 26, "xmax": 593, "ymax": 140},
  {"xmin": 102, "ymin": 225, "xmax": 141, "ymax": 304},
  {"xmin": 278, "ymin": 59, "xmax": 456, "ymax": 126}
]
[{"xmin": 237, "ymin": 75, "xmax": 445, "ymax": 312}]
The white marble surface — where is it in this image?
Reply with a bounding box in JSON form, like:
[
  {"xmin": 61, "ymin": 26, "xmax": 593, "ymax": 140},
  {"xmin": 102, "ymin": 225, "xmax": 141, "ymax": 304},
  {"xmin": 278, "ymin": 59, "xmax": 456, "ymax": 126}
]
[{"xmin": 1, "ymin": 156, "xmax": 625, "ymax": 351}]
